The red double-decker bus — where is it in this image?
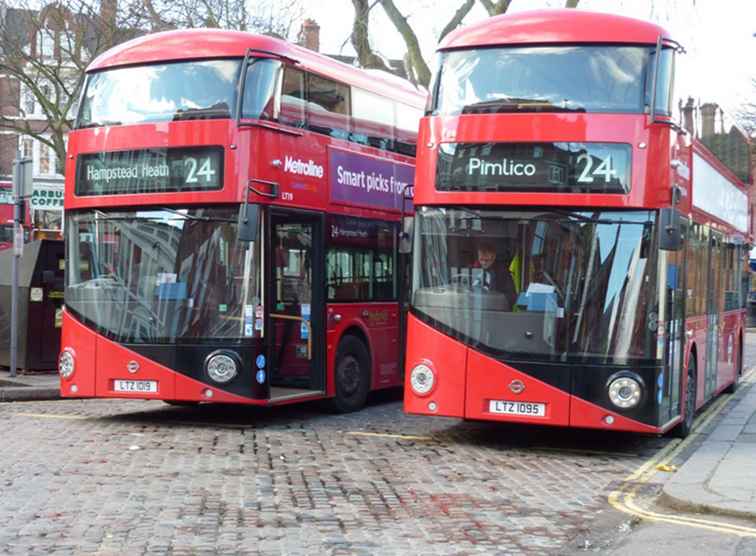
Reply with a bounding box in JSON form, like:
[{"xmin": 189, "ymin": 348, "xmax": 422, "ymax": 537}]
[
  {"xmin": 1, "ymin": 182, "xmax": 14, "ymax": 250},
  {"xmin": 59, "ymin": 29, "xmax": 424, "ymax": 411},
  {"xmin": 404, "ymin": 10, "xmax": 753, "ymax": 436}
]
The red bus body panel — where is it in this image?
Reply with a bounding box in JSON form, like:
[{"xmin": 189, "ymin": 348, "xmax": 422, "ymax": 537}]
[
  {"xmin": 439, "ymin": 9, "xmax": 670, "ymax": 50},
  {"xmin": 464, "ymin": 349, "xmax": 570, "ymax": 427}
]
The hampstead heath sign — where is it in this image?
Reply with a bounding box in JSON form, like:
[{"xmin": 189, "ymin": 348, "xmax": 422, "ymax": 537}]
[{"xmin": 76, "ymin": 146, "xmax": 224, "ymax": 195}]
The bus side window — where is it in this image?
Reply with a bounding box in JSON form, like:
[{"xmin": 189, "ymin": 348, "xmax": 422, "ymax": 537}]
[
  {"xmin": 306, "ymin": 73, "xmax": 351, "ymax": 140},
  {"xmin": 279, "ymin": 67, "xmax": 306, "ymax": 128},
  {"xmin": 395, "ymin": 103, "xmax": 421, "ymax": 157},
  {"xmin": 242, "ymin": 59, "xmax": 281, "ymax": 120},
  {"xmin": 352, "ymin": 88, "xmax": 395, "ymax": 151}
]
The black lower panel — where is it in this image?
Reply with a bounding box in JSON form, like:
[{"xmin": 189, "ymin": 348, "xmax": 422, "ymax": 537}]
[
  {"xmin": 127, "ymin": 343, "xmax": 269, "ymax": 400},
  {"xmin": 501, "ymin": 359, "xmax": 664, "ymax": 427}
]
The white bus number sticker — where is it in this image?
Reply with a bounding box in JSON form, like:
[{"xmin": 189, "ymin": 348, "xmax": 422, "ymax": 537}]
[
  {"xmin": 577, "ymin": 153, "xmax": 617, "ymax": 184},
  {"xmin": 185, "ymin": 157, "xmax": 216, "ymax": 184}
]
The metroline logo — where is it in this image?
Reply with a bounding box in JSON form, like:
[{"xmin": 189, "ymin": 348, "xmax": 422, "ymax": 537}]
[
  {"xmin": 284, "ymin": 156, "xmax": 324, "ymax": 178},
  {"xmin": 468, "ymin": 157, "xmax": 537, "ymax": 177}
]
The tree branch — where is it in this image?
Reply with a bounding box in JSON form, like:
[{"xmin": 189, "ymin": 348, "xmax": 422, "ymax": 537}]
[
  {"xmin": 350, "ymin": 0, "xmax": 391, "ymax": 72},
  {"xmin": 478, "ymin": 0, "xmax": 512, "ymax": 16},
  {"xmin": 439, "ymin": 0, "xmax": 475, "ymax": 42},
  {"xmin": 380, "ymin": 0, "xmax": 430, "ymax": 87}
]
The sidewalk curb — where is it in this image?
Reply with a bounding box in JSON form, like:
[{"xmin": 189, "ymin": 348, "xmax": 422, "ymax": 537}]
[
  {"xmin": 659, "ymin": 487, "xmax": 756, "ymax": 523},
  {"xmin": 659, "ymin": 376, "xmax": 756, "ymax": 522},
  {"xmin": 0, "ymin": 387, "xmax": 61, "ymax": 402}
]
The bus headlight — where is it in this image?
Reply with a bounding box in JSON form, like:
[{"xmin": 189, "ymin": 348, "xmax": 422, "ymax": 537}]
[
  {"xmin": 410, "ymin": 363, "xmax": 435, "ymax": 396},
  {"xmin": 205, "ymin": 351, "xmax": 239, "ymax": 384},
  {"xmin": 607, "ymin": 373, "xmax": 643, "ymax": 409},
  {"xmin": 59, "ymin": 349, "xmax": 75, "ymax": 380}
]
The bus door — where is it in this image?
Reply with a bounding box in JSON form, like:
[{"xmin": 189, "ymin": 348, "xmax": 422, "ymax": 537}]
[
  {"xmin": 268, "ymin": 210, "xmax": 325, "ymax": 399},
  {"xmin": 704, "ymin": 231, "xmax": 723, "ymax": 399},
  {"xmin": 660, "ymin": 241, "xmax": 685, "ymax": 423}
]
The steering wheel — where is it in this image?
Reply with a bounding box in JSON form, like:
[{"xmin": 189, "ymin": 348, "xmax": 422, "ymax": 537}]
[{"xmin": 450, "ymin": 273, "xmax": 474, "ymax": 291}]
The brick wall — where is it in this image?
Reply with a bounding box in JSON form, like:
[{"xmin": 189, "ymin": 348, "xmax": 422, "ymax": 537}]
[
  {"xmin": 0, "ymin": 76, "xmax": 19, "ymax": 118},
  {"xmin": 0, "ymin": 134, "xmax": 17, "ymax": 177}
]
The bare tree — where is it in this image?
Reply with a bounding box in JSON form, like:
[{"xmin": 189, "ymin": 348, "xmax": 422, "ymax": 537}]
[
  {"xmin": 350, "ymin": 0, "xmax": 580, "ymax": 88},
  {"xmin": 140, "ymin": 0, "xmax": 303, "ymax": 37},
  {"xmin": 478, "ymin": 0, "xmax": 512, "ymax": 15},
  {"xmin": 350, "ymin": 0, "xmax": 391, "ymax": 72},
  {"xmin": 735, "ymin": 78, "xmax": 756, "ymax": 136},
  {"xmin": 0, "ymin": 0, "xmax": 138, "ymax": 176}
]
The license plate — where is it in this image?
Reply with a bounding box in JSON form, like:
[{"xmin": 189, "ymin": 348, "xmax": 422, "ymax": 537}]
[
  {"xmin": 489, "ymin": 400, "xmax": 546, "ymax": 417},
  {"xmin": 113, "ymin": 379, "xmax": 158, "ymax": 393}
]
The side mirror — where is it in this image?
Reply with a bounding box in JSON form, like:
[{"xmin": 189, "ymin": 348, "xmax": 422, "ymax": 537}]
[
  {"xmin": 398, "ymin": 216, "xmax": 414, "ymax": 254},
  {"xmin": 237, "ymin": 203, "xmax": 260, "ymax": 242},
  {"xmin": 659, "ymin": 207, "xmax": 682, "ymax": 251}
]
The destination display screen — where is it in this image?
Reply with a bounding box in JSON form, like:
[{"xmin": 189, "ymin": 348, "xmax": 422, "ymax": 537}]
[
  {"xmin": 76, "ymin": 146, "xmax": 224, "ymax": 196},
  {"xmin": 436, "ymin": 142, "xmax": 631, "ymax": 193}
]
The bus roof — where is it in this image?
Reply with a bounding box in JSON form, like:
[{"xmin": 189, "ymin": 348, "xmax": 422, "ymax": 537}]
[
  {"xmin": 87, "ymin": 29, "xmax": 426, "ymax": 108},
  {"xmin": 439, "ymin": 9, "xmax": 672, "ymax": 51}
]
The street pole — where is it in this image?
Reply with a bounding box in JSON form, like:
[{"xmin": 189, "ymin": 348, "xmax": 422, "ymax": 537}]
[{"xmin": 10, "ymin": 154, "xmax": 31, "ymax": 379}]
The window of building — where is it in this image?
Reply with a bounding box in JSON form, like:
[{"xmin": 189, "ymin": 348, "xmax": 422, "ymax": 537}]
[
  {"xmin": 38, "ymin": 141, "xmax": 51, "ymax": 175},
  {"xmin": 37, "ymin": 28, "xmax": 55, "ymax": 59},
  {"xmin": 20, "ymin": 137, "xmax": 32, "ymax": 159}
]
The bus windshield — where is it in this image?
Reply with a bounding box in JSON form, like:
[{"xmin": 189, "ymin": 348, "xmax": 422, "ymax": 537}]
[
  {"xmin": 77, "ymin": 59, "xmax": 243, "ymax": 127},
  {"xmin": 412, "ymin": 207, "xmax": 659, "ymax": 363},
  {"xmin": 65, "ymin": 207, "xmax": 262, "ymax": 344},
  {"xmin": 434, "ymin": 45, "xmax": 666, "ymax": 115}
]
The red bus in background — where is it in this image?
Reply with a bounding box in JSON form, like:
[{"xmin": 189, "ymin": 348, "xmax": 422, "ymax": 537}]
[
  {"xmin": 405, "ymin": 10, "xmax": 752, "ymax": 436},
  {"xmin": 60, "ymin": 29, "xmax": 424, "ymax": 411},
  {"xmin": 1, "ymin": 182, "xmax": 14, "ymax": 250}
]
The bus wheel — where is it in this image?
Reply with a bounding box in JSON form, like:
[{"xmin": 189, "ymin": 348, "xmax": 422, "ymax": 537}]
[
  {"xmin": 673, "ymin": 359, "xmax": 697, "ymax": 438},
  {"xmin": 724, "ymin": 338, "xmax": 742, "ymax": 394},
  {"xmin": 330, "ymin": 335, "xmax": 371, "ymax": 413}
]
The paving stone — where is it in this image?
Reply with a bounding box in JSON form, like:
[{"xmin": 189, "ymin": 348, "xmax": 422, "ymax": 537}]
[{"xmin": 0, "ymin": 397, "xmax": 669, "ymax": 554}]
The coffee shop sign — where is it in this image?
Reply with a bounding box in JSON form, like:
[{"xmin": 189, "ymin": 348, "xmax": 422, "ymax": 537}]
[{"xmin": 30, "ymin": 186, "xmax": 63, "ymax": 210}]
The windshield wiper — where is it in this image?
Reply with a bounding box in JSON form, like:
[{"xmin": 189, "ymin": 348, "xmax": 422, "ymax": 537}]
[
  {"xmin": 461, "ymin": 97, "xmax": 586, "ymax": 114},
  {"xmin": 157, "ymin": 207, "xmax": 235, "ymax": 223},
  {"xmin": 172, "ymin": 105, "xmax": 230, "ymax": 121},
  {"xmin": 90, "ymin": 208, "xmax": 234, "ymax": 223},
  {"xmin": 77, "ymin": 120, "xmax": 123, "ymax": 129}
]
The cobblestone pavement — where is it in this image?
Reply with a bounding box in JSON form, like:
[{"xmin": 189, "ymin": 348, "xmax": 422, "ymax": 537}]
[{"xmin": 0, "ymin": 394, "xmax": 670, "ymax": 555}]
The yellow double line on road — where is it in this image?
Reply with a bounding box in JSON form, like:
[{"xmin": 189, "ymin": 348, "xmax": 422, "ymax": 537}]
[{"xmin": 608, "ymin": 370, "xmax": 756, "ymax": 537}]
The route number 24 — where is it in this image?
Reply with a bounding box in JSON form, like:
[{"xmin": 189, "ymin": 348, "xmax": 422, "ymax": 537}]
[
  {"xmin": 576, "ymin": 153, "xmax": 617, "ymax": 183},
  {"xmin": 184, "ymin": 157, "xmax": 216, "ymax": 183}
]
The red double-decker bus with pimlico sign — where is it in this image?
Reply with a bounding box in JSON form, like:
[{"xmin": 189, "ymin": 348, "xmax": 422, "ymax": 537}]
[
  {"xmin": 404, "ymin": 9, "xmax": 753, "ymax": 436},
  {"xmin": 59, "ymin": 29, "xmax": 424, "ymax": 411}
]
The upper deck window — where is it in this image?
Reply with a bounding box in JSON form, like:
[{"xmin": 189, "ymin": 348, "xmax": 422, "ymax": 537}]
[
  {"xmin": 433, "ymin": 45, "xmax": 665, "ymax": 116},
  {"xmin": 77, "ymin": 59, "xmax": 241, "ymax": 128}
]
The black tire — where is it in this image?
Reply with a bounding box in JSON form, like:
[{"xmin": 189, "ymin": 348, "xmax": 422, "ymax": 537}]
[
  {"xmin": 673, "ymin": 357, "xmax": 697, "ymax": 438},
  {"xmin": 724, "ymin": 336, "xmax": 742, "ymax": 394},
  {"xmin": 329, "ymin": 335, "xmax": 371, "ymax": 413}
]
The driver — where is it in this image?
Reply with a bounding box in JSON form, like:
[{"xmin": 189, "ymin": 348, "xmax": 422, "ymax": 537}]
[{"xmin": 473, "ymin": 239, "xmax": 517, "ymax": 308}]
